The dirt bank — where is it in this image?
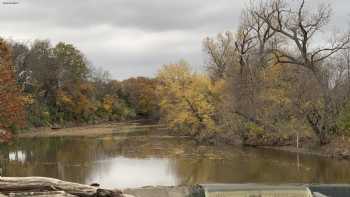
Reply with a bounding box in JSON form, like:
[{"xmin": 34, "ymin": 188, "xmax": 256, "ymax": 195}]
[{"xmin": 17, "ymin": 122, "xmax": 167, "ymax": 138}]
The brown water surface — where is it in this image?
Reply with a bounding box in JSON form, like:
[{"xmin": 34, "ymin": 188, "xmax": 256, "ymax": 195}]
[{"xmin": 1, "ymin": 124, "xmax": 350, "ymax": 189}]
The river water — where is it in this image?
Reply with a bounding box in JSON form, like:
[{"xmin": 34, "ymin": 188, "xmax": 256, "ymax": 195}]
[{"xmin": 1, "ymin": 125, "xmax": 350, "ymax": 189}]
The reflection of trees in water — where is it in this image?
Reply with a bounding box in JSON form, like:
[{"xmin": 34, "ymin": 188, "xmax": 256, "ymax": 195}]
[
  {"xmin": 170, "ymin": 147, "xmax": 350, "ymax": 185},
  {"xmin": 0, "ymin": 137, "xmax": 103, "ymax": 183},
  {"xmin": 2, "ymin": 136, "xmax": 350, "ymax": 186}
]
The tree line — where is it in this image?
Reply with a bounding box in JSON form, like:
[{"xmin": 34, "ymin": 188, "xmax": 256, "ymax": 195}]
[
  {"xmin": 1, "ymin": 0, "xmax": 350, "ymax": 147},
  {"xmin": 1, "ymin": 39, "xmax": 160, "ymax": 129},
  {"xmin": 202, "ymin": 0, "xmax": 350, "ymax": 145}
]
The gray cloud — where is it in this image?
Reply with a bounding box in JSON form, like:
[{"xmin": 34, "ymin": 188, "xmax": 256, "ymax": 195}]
[
  {"xmin": 0, "ymin": 0, "xmax": 244, "ymax": 31},
  {"xmin": 0, "ymin": 0, "xmax": 349, "ymax": 79}
]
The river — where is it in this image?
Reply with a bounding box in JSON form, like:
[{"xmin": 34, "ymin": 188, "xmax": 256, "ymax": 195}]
[{"xmin": 1, "ymin": 124, "xmax": 350, "ymax": 189}]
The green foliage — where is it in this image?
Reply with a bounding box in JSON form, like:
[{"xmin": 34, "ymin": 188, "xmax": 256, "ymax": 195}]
[
  {"xmin": 337, "ymin": 102, "xmax": 350, "ymax": 135},
  {"xmin": 245, "ymin": 122, "xmax": 265, "ymax": 136},
  {"xmin": 27, "ymin": 104, "xmax": 51, "ymax": 127}
]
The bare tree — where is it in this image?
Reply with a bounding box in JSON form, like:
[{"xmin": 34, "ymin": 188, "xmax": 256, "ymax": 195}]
[
  {"xmin": 204, "ymin": 0, "xmax": 350, "ymax": 145},
  {"xmin": 203, "ymin": 32, "xmax": 236, "ymax": 80},
  {"xmin": 204, "ymin": 2, "xmax": 281, "ymax": 137},
  {"xmin": 252, "ymin": 0, "xmax": 350, "ymax": 144}
]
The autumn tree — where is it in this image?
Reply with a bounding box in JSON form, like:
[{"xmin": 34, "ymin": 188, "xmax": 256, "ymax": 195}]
[
  {"xmin": 52, "ymin": 42, "xmax": 93, "ymax": 122},
  {"xmin": 121, "ymin": 77, "xmax": 159, "ymax": 119},
  {"xmin": 204, "ymin": 0, "xmax": 350, "ymax": 145},
  {"xmin": 157, "ymin": 62, "xmax": 222, "ymax": 139},
  {"xmin": 10, "ymin": 39, "xmax": 140, "ymax": 126},
  {"xmin": 11, "ymin": 41, "xmax": 93, "ymax": 125},
  {"xmin": 250, "ymin": 0, "xmax": 350, "ymax": 144},
  {"xmin": 0, "ymin": 39, "xmax": 26, "ymax": 131}
]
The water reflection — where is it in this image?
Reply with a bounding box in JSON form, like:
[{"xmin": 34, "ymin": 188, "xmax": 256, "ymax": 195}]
[
  {"xmin": 1, "ymin": 130, "xmax": 350, "ymax": 189},
  {"xmin": 86, "ymin": 157, "xmax": 177, "ymax": 188},
  {"xmin": 9, "ymin": 150, "xmax": 26, "ymax": 162}
]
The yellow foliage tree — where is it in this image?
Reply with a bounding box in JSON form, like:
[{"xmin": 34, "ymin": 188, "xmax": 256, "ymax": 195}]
[{"xmin": 157, "ymin": 63, "xmax": 221, "ymax": 138}]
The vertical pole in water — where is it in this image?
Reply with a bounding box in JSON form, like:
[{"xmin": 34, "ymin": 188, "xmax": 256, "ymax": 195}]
[{"xmin": 296, "ymin": 132, "xmax": 299, "ymax": 151}]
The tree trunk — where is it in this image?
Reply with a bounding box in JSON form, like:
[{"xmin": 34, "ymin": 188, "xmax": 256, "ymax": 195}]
[
  {"xmin": 307, "ymin": 69, "xmax": 335, "ymax": 145},
  {"xmin": 0, "ymin": 177, "xmax": 122, "ymax": 197}
]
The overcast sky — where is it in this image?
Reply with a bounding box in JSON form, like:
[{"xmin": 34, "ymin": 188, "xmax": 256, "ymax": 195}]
[{"xmin": 1, "ymin": 0, "xmax": 349, "ymax": 79}]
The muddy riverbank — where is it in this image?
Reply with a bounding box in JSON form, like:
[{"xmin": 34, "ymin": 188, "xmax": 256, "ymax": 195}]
[{"xmin": 17, "ymin": 122, "xmax": 168, "ymax": 138}]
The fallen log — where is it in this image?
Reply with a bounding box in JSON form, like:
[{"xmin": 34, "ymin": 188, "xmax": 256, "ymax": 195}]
[
  {"xmin": 0, "ymin": 177, "xmax": 122, "ymax": 197},
  {"xmin": 8, "ymin": 191, "xmax": 75, "ymax": 197}
]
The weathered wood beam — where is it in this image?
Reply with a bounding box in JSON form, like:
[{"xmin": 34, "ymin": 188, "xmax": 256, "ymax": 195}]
[
  {"xmin": 9, "ymin": 191, "xmax": 76, "ymax": 197},
  {"xmin": 0, "ymin": 177, "xmax": 122, "ymax": 197}
]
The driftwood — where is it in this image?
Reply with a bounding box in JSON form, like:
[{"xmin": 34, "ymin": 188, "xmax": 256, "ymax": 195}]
[
  {"xmin": 9, "ymin": 191, "xmax": 75, "ymax": 197},
  {"xmin": 0, "ymin": 177, "xmax": 122, "ymax": 197}
]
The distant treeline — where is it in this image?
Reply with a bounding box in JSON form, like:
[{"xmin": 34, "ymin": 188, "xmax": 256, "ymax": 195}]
[
  {"xmin": 3, "ymin": 39, "xmax": 160, "ymax": 128},
  {"xmin": 2, "ymin": 0, "xmax": 350, "ymax": 147}
]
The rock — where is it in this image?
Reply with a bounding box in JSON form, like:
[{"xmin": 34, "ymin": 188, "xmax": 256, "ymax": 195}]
[
  {"xmin": 51, "ymin": 124, "xmax": 63, "ymax": 130},
  {"xmin": 90, "ymin": 183, "xmax": 100, "ymax": 187},
  {"xmin": 96, "ymin": 189, "xmax": 123, "ymax": 197}
]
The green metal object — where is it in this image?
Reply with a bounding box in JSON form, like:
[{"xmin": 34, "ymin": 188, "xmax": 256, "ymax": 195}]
[
  {"xmin": 308, "ymin": 184, "xmax": 350, "ymax": 197},
  {"xmin": 201, "ymin": 184, "xmax": 313, "ymax": 197}
]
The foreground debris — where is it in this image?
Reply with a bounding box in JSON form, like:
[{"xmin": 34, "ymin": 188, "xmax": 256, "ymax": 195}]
[
  {"xmin": 0, "ymin": 177, "xmax": 122, "ymax": 197},
  {"xmin": 1, "ymin": 177, "xmax": 350, "ymax": 197}
]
